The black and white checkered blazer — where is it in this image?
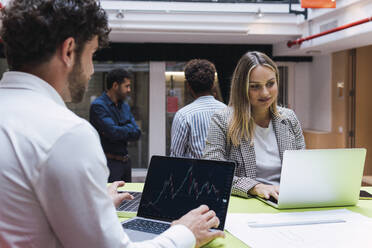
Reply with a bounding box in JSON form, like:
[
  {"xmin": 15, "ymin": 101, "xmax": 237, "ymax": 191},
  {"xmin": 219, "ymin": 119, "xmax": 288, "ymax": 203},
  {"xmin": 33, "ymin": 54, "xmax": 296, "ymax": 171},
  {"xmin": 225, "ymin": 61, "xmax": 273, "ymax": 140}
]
[{"xmin": 203, "ymin": 106, "xmax": 306, "ymax": 198}]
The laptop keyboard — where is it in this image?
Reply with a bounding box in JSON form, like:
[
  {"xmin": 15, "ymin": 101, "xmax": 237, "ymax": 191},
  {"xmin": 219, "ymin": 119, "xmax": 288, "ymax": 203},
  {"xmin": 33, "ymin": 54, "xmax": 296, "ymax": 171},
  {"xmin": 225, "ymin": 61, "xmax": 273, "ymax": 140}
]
[
  {"xmin": 268, "ymin": 196, "xmax": 278, "ymax": 204},
  {"xmin": 122, "ymin": 218, "xmax": 170, "ymax": 234},
  {"xmin": 117, "ymin": 192, "xmax": 142, "ymax": 212}
]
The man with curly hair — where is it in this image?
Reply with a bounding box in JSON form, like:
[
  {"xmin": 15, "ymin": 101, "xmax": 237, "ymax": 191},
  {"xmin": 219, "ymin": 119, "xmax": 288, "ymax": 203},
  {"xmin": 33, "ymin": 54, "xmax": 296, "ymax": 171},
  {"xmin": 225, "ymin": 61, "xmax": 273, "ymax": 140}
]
[
  {"xmin": 0, "ymin": 1, "xmax": 224, "ymax": 247},
  {"xmin": 170, "ymin": 59, "xmax": 226, "ymax": 158}
]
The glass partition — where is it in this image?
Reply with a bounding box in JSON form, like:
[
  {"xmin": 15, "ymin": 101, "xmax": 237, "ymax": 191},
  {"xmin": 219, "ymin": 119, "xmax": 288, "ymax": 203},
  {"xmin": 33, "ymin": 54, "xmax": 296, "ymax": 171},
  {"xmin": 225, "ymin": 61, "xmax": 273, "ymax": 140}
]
[{"xmin": 66, "ymin": 62, "xmax": 150, "ymax": 168}]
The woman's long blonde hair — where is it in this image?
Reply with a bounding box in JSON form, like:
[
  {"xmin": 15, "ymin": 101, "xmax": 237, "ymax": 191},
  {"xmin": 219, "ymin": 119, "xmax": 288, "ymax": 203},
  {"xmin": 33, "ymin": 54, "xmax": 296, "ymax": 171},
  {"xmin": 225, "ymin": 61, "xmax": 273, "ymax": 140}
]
[{"xmin": 227, "ymin": 51, "xmax": 279, "ymax": 147}]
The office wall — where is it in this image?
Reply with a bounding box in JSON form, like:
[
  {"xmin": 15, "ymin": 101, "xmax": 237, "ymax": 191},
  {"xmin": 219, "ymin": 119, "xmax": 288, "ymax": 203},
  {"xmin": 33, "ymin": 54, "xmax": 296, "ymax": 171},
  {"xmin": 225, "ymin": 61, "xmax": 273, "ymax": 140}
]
[
  {"xmin": 299, "ymin": 54, "xmax": 349, "ymax": 149},
  {"xmin": 293, "ymin": 62, "xmax": 311, "ymax": 130},
  {"xmin": 293, "ymin": 55, "xmax": 331, "ymax": 132},
  {"xmin": 294, "ymin": 46, "xmax": 372, "ymax": 176},
  {"xmin": 149, "ymin": 62, "xmax": 166, "ymax": 159},
  {"xmin": 330, "ymin": 50, "xmax": 349, "ymax": 148},
  {"xmin": 356, "ymin": 45, "xmax": 372, "ymax": 175},
  {"xmin": 308, "ymin": 55, "xmax": 332, "ymax": 132}
]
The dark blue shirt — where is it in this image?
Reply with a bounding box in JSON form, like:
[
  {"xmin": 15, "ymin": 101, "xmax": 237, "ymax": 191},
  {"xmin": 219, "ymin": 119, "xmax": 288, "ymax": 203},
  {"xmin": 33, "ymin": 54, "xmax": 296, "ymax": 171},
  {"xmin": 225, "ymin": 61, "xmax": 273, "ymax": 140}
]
[{"xmin": 89, "ymin": 92, "xmax": 141, "ymax": 156}]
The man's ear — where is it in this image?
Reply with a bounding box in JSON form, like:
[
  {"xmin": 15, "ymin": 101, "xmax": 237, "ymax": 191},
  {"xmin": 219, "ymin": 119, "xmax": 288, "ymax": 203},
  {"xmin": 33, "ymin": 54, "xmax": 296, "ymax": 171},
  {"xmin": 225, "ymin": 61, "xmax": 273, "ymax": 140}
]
[
  {"xmin": 186, "ymin": 82, "xmax": 196, "ymax": 98},
  {"xmin": 60, "ymin": 37, "xmax": 75, "ymax": 68},
  {"xmin": 112, "ymin": 82, "xmax": 119, "ymax": 90}
]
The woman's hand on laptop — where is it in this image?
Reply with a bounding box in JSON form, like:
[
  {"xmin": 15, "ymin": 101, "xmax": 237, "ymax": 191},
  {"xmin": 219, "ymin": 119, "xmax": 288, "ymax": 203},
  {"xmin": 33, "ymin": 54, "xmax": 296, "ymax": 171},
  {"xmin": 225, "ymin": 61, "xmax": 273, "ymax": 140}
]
[
  {"xmin": 171, "ymin": 205, "xmax": 225, "ymax": 248},
  {"xmin": 107, "ymin": 181, "xmax": 134, "ymax": 208},
  {"xmin": 249, "ymin": 184, "xmax": 279, "ymax": 200}
]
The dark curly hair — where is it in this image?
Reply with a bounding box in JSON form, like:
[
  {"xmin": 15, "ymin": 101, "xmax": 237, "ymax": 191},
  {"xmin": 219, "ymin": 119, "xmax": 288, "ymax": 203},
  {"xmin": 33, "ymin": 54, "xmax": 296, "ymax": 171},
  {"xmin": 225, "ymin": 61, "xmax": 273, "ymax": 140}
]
[
  {"xmin": 0, "ymin": 0, "xmax": 110, "ymax": 70},
  {"xmin": 106, "ymin": 68, "xmax": 132, "ymax": 90},
  {"xmin": 184, "ymin": 59, "xmax": 216, "ymax": 94}
]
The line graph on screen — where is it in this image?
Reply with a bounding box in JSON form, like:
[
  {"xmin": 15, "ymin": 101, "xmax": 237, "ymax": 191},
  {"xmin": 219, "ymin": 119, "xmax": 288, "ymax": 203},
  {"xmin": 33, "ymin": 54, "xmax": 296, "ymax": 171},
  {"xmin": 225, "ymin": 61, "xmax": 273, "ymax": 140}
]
[{"xmin": 143, "ymin": 166, "xmax": 222, "ymax": 208}]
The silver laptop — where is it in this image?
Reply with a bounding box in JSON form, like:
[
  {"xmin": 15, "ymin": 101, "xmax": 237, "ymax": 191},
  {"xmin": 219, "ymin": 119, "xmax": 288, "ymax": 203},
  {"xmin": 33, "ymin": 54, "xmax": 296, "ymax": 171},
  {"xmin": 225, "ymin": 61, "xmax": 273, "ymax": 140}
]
[
  {"xmin": 257, "ymin": 148, "xmax": 366, "ymax": 209},
  {"xmin": 121, "ymin": 155, "xmax": 236, "ymax": 242},
  {"xmin": 116, "ymin": 191, "xmax": 142, "ymax": 218}
]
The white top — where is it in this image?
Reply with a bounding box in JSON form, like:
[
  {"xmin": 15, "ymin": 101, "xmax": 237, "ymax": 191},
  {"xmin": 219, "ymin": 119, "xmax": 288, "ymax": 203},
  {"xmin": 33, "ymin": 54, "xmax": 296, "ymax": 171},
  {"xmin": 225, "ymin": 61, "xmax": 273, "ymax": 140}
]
[
  {"xmin": 0, "ymin": 71, "xmax": 195, "ymax": 248},
  {"xmin": 254, "ymin": 121, "xmax": 282, "ymax": 185}
]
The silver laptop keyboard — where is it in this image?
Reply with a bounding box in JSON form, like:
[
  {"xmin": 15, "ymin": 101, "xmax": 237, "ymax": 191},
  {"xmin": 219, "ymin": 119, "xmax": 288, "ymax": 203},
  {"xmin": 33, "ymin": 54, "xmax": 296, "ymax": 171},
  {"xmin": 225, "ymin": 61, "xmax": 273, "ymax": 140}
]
[
  {"xmin": 117, "ymin": 192, "xmax": 142, "ymax": 212},
  {"xmin": 122, "ymin": 219, "xmax": 170, "ymax": 234}
]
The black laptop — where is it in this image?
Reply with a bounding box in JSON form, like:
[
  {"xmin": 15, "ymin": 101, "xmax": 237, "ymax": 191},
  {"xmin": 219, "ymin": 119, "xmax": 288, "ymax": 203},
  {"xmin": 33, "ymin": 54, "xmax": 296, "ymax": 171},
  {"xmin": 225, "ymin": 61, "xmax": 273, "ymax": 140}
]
[{"xmin": 121, "ymin": 155, "xmax": 236, "ymax": 242}]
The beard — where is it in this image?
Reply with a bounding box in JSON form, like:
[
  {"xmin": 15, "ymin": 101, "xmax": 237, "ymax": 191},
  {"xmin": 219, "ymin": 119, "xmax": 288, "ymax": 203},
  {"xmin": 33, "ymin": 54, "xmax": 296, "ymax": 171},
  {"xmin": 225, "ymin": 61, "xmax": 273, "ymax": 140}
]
[
  {"xmin": 116, "ymin": 89, "xmax": 128, "ymax": 101},
  {"xmin": 68, "ymin": 60, "xmax": 89, "ymax": 103}
]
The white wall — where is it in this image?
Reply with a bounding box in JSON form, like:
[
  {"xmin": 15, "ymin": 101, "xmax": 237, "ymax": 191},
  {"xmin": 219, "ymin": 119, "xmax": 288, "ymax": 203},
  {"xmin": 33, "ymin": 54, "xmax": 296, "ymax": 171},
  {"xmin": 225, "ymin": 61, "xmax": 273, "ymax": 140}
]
[
  {"xmin": 292, "ymin": 55, "xmax": 332, "ymax": 132},
  {"xmin": 308, "ymin": 55, "xmax": 332, "ymax": 132},
  {"xmin": 149, "ymin": 62, "xmax": 166, "ymax": 161},
  {"xmin": 293, "ymin": 62, "xmax": 311, "ymax": 130}
]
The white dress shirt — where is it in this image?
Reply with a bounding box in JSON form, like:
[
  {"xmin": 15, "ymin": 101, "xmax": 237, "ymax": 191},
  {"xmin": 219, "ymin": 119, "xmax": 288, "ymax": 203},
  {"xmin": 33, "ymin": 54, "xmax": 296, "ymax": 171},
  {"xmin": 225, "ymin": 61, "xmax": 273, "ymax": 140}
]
[
  {"xmin": 254, "ymin": 121, "xmax": 282, "ymax": 185},
  {"xmin": 0, "ymin": 71, "xmax": 195, "ymax": 248}
]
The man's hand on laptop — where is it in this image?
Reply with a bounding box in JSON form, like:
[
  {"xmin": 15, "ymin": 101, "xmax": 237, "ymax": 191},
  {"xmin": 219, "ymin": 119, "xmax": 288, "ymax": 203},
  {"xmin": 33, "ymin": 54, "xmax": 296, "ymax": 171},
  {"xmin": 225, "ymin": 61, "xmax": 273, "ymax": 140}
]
[
  {"xmin": 249, "ymin": 184, "xmax": 279, "ymax": 200},
  {"xmin": 107, "ymin": 181, "xmax": 134, "ymax": 208},
  {"xmin": 171, "ymin": 205, "xmax": 225, "ymax": 248}
]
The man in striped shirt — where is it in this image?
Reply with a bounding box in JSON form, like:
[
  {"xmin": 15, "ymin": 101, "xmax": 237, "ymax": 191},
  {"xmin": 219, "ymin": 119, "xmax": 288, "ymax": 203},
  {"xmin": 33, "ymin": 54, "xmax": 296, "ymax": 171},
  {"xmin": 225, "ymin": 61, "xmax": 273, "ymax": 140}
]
[{"xmin": 170, "ymin": 59, "xmax": 226, "ymax": 158}]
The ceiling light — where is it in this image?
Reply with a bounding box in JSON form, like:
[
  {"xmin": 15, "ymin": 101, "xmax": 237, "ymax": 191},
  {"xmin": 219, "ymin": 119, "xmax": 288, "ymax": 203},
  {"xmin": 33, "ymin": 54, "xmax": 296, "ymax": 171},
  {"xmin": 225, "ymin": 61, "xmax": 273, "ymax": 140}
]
[
  {"xmin": 116, "ymin": 9, "xmax": 124, "ymax": 19},
  {"xmin": 256, "ymin": 8, "xmax": 263, "ymax": 18}
]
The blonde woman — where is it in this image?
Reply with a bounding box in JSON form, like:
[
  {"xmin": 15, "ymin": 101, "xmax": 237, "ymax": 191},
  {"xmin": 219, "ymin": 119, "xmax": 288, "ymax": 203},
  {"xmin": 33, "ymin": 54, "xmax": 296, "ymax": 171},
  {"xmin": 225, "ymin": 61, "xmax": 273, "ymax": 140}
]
[{"xmin": 203, "ymin": 51, "xmax": 305, "ymax": 200}]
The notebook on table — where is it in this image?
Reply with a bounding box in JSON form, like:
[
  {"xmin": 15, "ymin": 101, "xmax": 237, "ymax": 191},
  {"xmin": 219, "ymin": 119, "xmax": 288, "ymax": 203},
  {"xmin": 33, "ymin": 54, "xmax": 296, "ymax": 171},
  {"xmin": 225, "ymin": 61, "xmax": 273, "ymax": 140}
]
[
  {"xmin": 121, "ymin": 155, "xmax": 236, "ymax": 242},
  {"xmin": 257, "ymin": 148, "xmax": 366, "ymax": 209}
]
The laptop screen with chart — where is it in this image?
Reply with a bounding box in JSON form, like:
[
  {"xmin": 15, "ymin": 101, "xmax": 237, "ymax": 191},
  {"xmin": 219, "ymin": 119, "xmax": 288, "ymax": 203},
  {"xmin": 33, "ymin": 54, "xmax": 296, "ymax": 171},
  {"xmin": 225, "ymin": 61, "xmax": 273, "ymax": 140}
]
[
  {"xmin": 121, "ymin": 156, "xmax": 235, "ymax": 242},
  {"xmin": 139, "ymin": 156, "xmax": 235, "ymax": 229}
]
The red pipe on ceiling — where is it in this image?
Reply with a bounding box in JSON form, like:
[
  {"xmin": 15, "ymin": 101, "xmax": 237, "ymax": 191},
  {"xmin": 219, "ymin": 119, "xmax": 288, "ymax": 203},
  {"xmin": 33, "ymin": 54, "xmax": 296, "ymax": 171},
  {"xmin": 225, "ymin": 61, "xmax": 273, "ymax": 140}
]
[{"xmin": 287, "ymin": 16, "xmax": 372, "ymax": 48}]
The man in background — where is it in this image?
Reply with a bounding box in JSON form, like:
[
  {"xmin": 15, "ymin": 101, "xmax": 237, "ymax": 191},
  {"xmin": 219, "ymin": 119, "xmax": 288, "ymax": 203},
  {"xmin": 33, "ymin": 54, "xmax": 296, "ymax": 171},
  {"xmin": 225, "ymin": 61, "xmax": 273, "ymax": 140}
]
[
  {"xmin": 170, "ymin": 59, "xmax": 226, "ymax": 158},
  {"xmin": 0, "ymin": 1, "xmax": 224, "ymax": 247},
  {"xmin": 90, "ymin": 68, "xmax": 141, "ymax": 182}
]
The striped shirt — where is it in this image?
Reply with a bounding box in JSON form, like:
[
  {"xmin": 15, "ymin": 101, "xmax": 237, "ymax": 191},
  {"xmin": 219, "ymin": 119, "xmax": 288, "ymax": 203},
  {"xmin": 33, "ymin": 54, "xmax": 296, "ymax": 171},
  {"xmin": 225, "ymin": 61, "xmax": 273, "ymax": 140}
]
[{"xmin": 170, "ymin": 95, "xmax": 226, "ymax": 158}]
